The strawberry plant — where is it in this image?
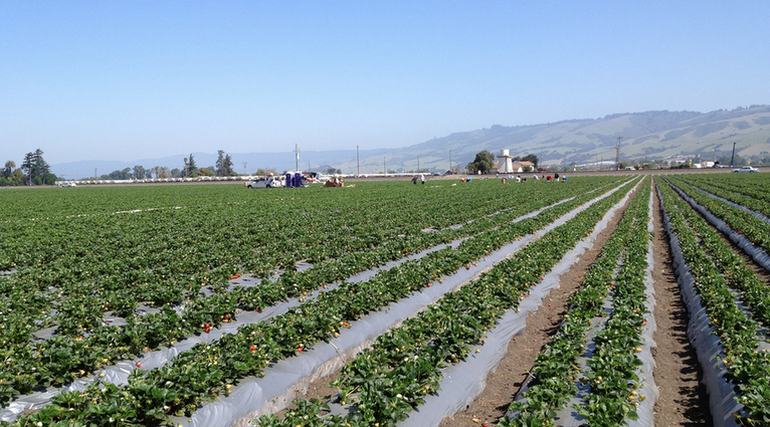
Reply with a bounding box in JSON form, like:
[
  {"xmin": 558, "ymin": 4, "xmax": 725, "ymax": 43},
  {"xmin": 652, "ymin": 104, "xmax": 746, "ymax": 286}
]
[
  {"xmin": 255, "ymin": 179, "xmax": 639, "ymax": 426},
  {"xmin": 499, "ymin": 179, "xmax": 650, "ymax": 426},
  {"xmin": 11, "ymin": 179, "xmax": 632, "ymax": 425},
  {"xmin": 659, "ymin": 181, "xmax": 770, "ymax": 425}
]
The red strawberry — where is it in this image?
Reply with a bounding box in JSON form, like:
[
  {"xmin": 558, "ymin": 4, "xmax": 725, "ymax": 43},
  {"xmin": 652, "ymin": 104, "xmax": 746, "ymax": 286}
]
[
  {"xmin": 249, "ymin": 344, "xmax": 257, "ymax": 353},
  {"xmin": 135, "ymin": 360, "xmax": 142, "ymax": 369}
]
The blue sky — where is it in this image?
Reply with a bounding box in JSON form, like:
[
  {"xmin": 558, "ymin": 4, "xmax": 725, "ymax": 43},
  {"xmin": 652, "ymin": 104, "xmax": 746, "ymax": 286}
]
[{"xmin": 2, "ymin": 1, "xmax": 769, "ymax": 163}]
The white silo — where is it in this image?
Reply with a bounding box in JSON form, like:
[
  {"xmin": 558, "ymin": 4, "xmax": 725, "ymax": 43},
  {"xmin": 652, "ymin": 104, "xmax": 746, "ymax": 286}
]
[{"xmin": 497, "ymin": 149, "xmax": 514, "ymax": 173}]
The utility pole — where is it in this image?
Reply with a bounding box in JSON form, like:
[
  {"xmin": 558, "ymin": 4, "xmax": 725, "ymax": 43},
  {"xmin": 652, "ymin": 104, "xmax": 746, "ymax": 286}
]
[
  {"xmin": 449, "ymin": 149, "xmax": 453, "ymax": 173},
  {"xmin": 356, "ymin": 145, "xmax": 360, "ymax": 177},
  {"xmin": 242, "ymin": 161, "xmax": 248, "ymax": 175},
  {"xmin": 383, "ymin": 157, "xmax": 387, "ymax": 176},
  {"xmin": 294, "ymin": 144, "xmax": 300, "ymax": 171},
  {"xmin": 730, "ymin": 141, "xmax": 737, "ymax": 167},
  {"xmin": 94, "ymin": 168, "xmax": 97, "ymax": 179},
  {"xmin": 417, "ymin": 157, "xmax": 420, "ymax": 173},
  {"xmin": 615, "ymin": 137, "xmax": 622, "ymax": 171}
]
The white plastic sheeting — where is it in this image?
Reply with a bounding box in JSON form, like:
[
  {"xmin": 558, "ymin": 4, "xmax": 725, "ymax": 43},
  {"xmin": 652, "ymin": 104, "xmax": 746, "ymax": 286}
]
[
  {"xmin": 550, "ymin": 293, "xmax": 614, "ymax": 426},
  {"xmin": 628, "ymin": 186, "xmax": 658, "ymax": 427},
  {"xmin": 0, "ymin": 193, "xmax": 584, "ymax": 423},
  {"xmin": 172, "ymin": 180, "xmax": 637, "ymax": 427},
  {"xmin": 402, "ymin": 179, "xmax": 639, "ymax": 427},
  {"xmin": 0, "ymin": 240, "xmax": 459, "ymax": 422},
  {"xmin": 658, "ymin": 185, "xmax": 741, "ymax": 427},
  {"xmin": 669, "ymin": 182, "xmax": 770, "ymax": 272},
  {"xmin": 693, "ymin": 185, "xmax": 770, "ymax": 225}
]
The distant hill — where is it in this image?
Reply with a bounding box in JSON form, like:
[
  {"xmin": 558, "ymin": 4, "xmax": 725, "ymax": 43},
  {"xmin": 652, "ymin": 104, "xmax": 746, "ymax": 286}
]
[
  {"xmin": 335, "ymin": 105, "xmax": 770, "ymax": 172},
  {"xmin": 52, "ymin": 106, "xmax": 770, "ymax": 178}
]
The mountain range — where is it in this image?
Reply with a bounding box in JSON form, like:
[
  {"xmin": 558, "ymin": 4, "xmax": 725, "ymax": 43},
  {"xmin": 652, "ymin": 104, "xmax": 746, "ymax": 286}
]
[{"xmin": 51, "ymin": 106, "xmax": 770, "ymax": 178}]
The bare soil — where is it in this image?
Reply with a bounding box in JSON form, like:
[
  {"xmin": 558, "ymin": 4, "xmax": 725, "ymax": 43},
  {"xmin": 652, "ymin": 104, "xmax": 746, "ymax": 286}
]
[
  {"xmin": 440, "ymin": 185, "xmax": 639, "ymax": 426},
  {"xmin": 651, "ymin": 180, "xmax": 711, "ymax": 426}
]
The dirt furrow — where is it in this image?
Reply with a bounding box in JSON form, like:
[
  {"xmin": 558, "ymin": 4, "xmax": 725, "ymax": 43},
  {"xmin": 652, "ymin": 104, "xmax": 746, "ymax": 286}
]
[
  {"xmin": 651, "ymin": 179, "xmax": 710, "ymax": 426},
  {"xmin": 440, "ymin": 185, "xmax": 637, "ymax": 427}
]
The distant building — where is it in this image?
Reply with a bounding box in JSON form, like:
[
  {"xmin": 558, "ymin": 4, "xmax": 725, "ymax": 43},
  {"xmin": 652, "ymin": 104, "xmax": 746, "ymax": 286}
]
[
  {"xmin": 511, "ymin": 161, "xmax": 534, "ymax": 173},
  {"xmin": 495, "ymin": 149, "xmax": 534, "ymax": 173},
  {"xmin": 497, "ymin": 149, "xmax": 514, "ymax": 173}
]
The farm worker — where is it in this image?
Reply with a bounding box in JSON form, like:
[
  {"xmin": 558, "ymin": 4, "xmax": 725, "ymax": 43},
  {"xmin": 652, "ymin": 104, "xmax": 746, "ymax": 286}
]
[
  {"xmin": 411, "ymin": 176, "xmax": 418, "ymax": 185},
  {"xmin": 420, "ymin": 174, "xmax": 426, "ymax": 184}
]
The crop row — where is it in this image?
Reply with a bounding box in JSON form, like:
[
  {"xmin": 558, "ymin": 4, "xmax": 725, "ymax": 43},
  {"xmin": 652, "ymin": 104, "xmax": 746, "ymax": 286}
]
[
  {"xmin": 0, "ymin": 181, "xmax": 612, "ymax": 410},
  {"xmin": 659, "ymin": 180, "xmax": 770, "ymax": 425},
  {"xmin": 662, "ymin": 180, "xmax": 770, "ymax": 331},
  {"xmin": 254, "ymin": 179, "xmax": 636, "ymax": 426},
  {"xmin": 680, "ymin": 176, "xmax": 770, "ymax": 219},
  {"xmin": 499, "ymin": 179, "xmax": 649, "ymax": 426},
  {"xmin": 10, "ymin": 180, "xmax": 632, "ymax": 425},
  {"xmin": 679, "ymin": 173, "xmax": 770, "ymax": 206},
  {"xmin": 669, "ymin": 177, "xmax": 770, "ymax": 256},
  {"xmin": 0, "ymin": 188, "xmax": 487, "ymax": 337},
  {"xmin": 580, "ymin": 179, "xmax": 651, "ymax": 425},
  {"xmin": 1, "ymin": 179, "xmax": 616, "ymax": 347}
]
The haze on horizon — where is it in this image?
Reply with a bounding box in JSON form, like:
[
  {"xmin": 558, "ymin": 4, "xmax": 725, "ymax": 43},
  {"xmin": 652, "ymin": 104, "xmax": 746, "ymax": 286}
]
[{"xmin": 2, "ymin": 0, "xmax": 769, "ymax": 165}]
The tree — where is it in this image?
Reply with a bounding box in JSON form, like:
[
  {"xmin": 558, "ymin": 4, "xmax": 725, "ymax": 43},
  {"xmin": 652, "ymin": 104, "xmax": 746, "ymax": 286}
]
[
  {"xmin": 21, "ymin": 152, "xmax": 35, "ymax": 185},
  {"xmin": 521, "ymin": 153, "xmax": 539, "ymax": 168},
  {"xmin": 171, "ymin": 168, "xmax": 182, "ymax": 178},
  {"xmin": 197, "ymin": 167, "xmax": 215, "ymax": 176},
  {"xmin": 215, "ymin": 150, "xmax": 235, "ymax": 176},
  {"xmin": 324, "ymin": 167, "xmax": 342, "ymax": 175},
  {"xmin": 466, "ymin": 150, "xmax": 495, "ymax": 174},
  {"xmin": 100, "ymin": 168, "xmax": 132, "ymax": 180},
  {"xmin": 224, "ymin": 154, "xmax": 234, "ymax": 175},
  {"xmin": 154, "ymin": 166, "xmax": 171, "ymax": 179},
  {"xmin": 183, "ymin": 154, "xmax": 198, "ymax": 177},
  {"xmin": 132, "ymin": 165, "xmax": 146, "ymax": 180},
  {"xmin": 20, "ymin": 149, "xmax": 54, "ymax": 185},
  {"xmin": 31, "ymin": 148, "xmax": 50, "ymax": 179},
  {"xmin": 3, "ymin": 161, "xmax": 15, "ymax": 178}
]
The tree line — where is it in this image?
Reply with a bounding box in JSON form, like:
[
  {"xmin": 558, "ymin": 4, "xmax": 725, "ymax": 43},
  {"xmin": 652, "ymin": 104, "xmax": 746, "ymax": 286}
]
[
  {"xmin": 97, "ymin": 150, "xmax": 237, "ymax": 180},
  {"xmin": 1, "ymin": 149, "xmax": 57, "ymax": 186}
]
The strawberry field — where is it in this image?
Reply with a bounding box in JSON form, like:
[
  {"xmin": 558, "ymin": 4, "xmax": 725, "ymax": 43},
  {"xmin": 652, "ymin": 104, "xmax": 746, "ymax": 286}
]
[{"xmin": 2, "ymin": 173, "xmax": 770, "ymax": 426}]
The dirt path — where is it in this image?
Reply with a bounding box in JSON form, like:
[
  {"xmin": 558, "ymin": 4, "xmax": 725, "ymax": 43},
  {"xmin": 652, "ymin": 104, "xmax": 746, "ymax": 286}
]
[
  {"xmin": 440, "ymin": 185, "xmax": 638, "ymax": 427},
  {"xmin": 651, "ymin": 180, "xmax": 710, "ymax": 426}
]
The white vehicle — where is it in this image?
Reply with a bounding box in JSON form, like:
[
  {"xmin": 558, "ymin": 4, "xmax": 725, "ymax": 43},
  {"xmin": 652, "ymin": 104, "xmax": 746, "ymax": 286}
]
[
  {"xmin": 733, "ymin": 166, "xmax": 759, "ymax": 173},
  {"xmin": 246, "ymin": 176, "xmax": 284, "ymax": 188},
  {"xmin": 57, "ymin": 181, "xmax": 77, "ymax": 188}
]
